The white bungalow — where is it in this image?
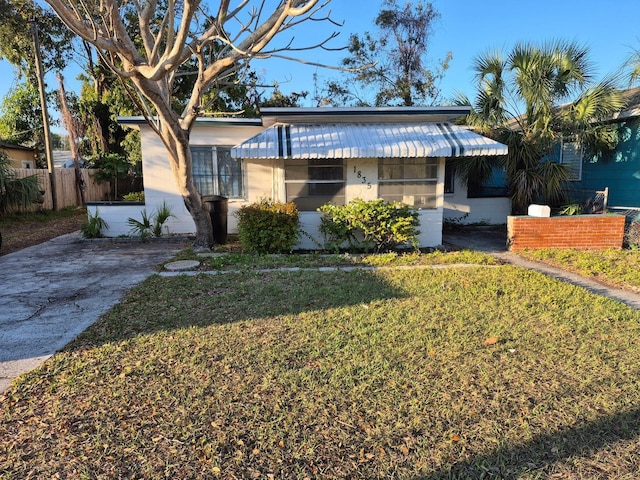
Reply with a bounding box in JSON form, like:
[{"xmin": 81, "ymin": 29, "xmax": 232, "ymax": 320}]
[{"xmin": 90, "ymin": 106, "xmax": 509, "ymax": 248}]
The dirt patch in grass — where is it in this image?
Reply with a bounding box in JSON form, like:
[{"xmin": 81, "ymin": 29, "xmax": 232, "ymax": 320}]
[{"xmin": 0, "ymin": 207, "xmax": 87, "ymax": 256}]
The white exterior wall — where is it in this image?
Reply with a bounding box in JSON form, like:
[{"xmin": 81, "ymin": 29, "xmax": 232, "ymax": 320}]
[
  {"xmin": 86, "ymin": 203, "xmax": 149, "ymax": 237},
  {"xmin": 96, "ymin": 122, "xmax": 447, "ymax": 248},
  {"xmin": 94, "ymin": 123, "xmax": 263, "ymax": 237},
  {"xmin": 443, "ymin": 176, "xmax": 511, "ymax": 225},
  {"xmin": 293, "ymin": 157, "xmax": 445, "ymax": 249}
]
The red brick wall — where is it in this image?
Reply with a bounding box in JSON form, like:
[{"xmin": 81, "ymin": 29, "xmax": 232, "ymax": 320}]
[{"xmin": 507, "ymin": 214, "xmax": 626, "ymax": 251}]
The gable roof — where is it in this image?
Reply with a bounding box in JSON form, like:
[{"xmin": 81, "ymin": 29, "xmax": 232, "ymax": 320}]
[{"xmin": 612, "ymin": 86, "xmax": 640, "ymax": 121}]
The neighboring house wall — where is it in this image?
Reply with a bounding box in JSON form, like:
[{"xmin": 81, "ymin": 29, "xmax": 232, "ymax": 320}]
[
  {"xmin": 545, "ymin": 117, "xmax": 640, "ymax": 208},
  {"xmin": 578, "ymin": 117, "xmax": 640, "ymax": 208},
  {"xmin": 444, "ymin": 175, "xmax": 511, "ymax": 225},
  {"xmin": 1, "ymin": 145, "xmax": 36, "ymax": 168}
]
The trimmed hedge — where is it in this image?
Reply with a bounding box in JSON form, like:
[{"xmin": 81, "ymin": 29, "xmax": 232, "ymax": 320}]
[{"xmin": 235, "ymin": 199, "xmax": 300, "ymax": 253}]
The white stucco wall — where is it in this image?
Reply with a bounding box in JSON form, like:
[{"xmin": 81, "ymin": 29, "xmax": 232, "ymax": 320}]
[
  {"xmin": 92, "ymin": 123, "xmax": 264, "ymax": 237},
  {"xmin": 96, "ymin": 122, "xmax": 448, "ymax": 248},
  {"xmin": 443, "ymin": 176, "xmax": 511, "ymax": 225}
]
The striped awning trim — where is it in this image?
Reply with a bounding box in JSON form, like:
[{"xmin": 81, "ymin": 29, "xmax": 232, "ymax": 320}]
[{"xmin": 231, "ymin": 122, "xmax": 507, "ymax": 159}]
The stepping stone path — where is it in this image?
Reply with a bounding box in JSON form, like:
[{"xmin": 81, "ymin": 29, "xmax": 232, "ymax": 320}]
[{"xmin": 164, "ymin": 260, "xmax": 200, "ymax": 271}]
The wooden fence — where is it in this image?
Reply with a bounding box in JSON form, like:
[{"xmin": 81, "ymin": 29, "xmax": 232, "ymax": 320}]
[{"xmin": 12, "ymin": 168, "xmax": 111, "ymax": 211}]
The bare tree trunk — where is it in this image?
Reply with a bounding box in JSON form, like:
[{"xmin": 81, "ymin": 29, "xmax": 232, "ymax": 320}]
[
  {"xmin": 57, "ymin": 73, "xmax": 86, "ymax": 205},
  {"xmin": 160, "ymin": 121, "xmax": 214, "ymax": 250}
]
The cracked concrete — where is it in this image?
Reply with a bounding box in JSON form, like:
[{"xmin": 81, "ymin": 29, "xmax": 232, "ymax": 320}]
[{"xmin": 0, "ymin": 232, "xmax": 189, "ymax": 393}]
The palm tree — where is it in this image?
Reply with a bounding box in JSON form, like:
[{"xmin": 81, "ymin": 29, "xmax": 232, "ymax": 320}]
[{"xmin": 454, "ymin": 40, "xmax": 625, "ymax": 214}]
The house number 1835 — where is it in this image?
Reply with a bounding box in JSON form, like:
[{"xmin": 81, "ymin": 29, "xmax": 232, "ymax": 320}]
[{"xmin": 353, "ymin": 166, "xmax": 372, "ymax": 189}]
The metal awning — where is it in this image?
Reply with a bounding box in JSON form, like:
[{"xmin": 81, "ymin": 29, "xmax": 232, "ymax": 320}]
[{"xmin": 231, "ymin": 123, "xmax": 508, "ymax": 159}]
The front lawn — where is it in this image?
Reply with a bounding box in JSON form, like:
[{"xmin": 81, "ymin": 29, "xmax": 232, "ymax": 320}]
[
  {"xmin": 518, "ymin": 248, "xmax": 640, "ymax": 292},
  {"xmin": 2, "ymin": 262, "xmax": 640, "ymax": 478},
  {"xmin": 167, "ymin": 248, "xmax": 502, "ymax": 272}
]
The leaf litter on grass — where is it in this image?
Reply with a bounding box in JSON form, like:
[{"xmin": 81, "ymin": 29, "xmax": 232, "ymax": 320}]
[{"xmin": 2, "ymin": 266, "xmax": 640, "ymax": 478}]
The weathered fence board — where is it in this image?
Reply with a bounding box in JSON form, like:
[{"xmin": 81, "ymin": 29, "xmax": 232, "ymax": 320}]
[{"xmin": 11, "ymin": 168, "xmax": 111, "ymax": 211}]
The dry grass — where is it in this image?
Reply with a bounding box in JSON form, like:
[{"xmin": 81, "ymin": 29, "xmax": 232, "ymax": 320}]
[
  {"xmin": 0, "ymin": 207, "xmax": 87, "ymax": 256},
  {"xmin": 2, "ymin": 264, "xmax": 640, "ymax": 479},
  {"xmin": 518, "ymin": 248, "xmax": 640, "ymax": 292}
]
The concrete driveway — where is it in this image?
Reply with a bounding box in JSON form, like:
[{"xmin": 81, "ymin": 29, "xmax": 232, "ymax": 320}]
[{"xmin": 0, "ymin": 232, "xmax": 189, "ymax": 393}]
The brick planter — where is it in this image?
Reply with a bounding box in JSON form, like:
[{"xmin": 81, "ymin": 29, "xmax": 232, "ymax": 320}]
[{"xmin": 507, "ymin": 214, "xmax": 625, "ymax": 251}]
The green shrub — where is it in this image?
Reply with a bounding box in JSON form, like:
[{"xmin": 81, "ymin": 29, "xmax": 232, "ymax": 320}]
[
  {"xmin": 122, "ymin": 191, "xmax": 145, "ymax": 202},
  {"xmin": 81, "ymin": 209, "xmax": 108, "ymax": 238},
  {"xmin": 127, "ymin": 202, "xmax": 174, "ymax": 240},
  {"xmin": 625, "ymin": 220, "xmax": 640, "ymax": 249},
  {"xmin": 558, "ymin": 203, "xmax": 583, "ymax": 215},
  {"xmin": 235, "ymin": 199, "xmax": 300, "ymax": 253},
  {"xmin": 319, "ymin": 198, "xmax": 420, "ymax": 253}
]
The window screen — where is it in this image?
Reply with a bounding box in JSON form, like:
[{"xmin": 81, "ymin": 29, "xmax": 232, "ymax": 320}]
[
  {"xmin": 191, "ymin": 146, "xmax": 244, "ymax": 199},
  {"xmin": 378, "ymin": 158, "xmax": 439, "ymax": 208},
  {"xmin": 284, "ymin": 159, "xmax": 345, "ymax": 210}
]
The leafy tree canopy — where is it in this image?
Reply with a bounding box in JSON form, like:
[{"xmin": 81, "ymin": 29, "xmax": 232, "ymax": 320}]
[
  {"xmin": 0, "ymin": 83, "xmax": 46, "ymax": 166},
  {"xmin": 321, "ymin": 0, "xmax": 451, "ymax": 107},
  {"xmin": 0, "ymin": 0, "xmax": 74, "ymax": 77}
]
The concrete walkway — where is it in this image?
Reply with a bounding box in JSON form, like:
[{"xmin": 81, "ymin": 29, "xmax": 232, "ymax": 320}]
[
  {"xmin": 444, "ymin": 228, "xmax": 640, "ymax": 311},
  {"xmin": 0, "ymin": 233, "xmax": 189, "ymax": 393}
]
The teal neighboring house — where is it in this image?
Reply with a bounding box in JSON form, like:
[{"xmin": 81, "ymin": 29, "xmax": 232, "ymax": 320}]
[{"xmin": 559, "ymin": 87, "xmax": 640, "ymax": 209}]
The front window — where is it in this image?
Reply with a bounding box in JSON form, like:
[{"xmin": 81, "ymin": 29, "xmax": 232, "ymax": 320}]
[
  {"xmin": 191, "ymin": 146, "xmax": 244, "ymax": 198},
  {"xmin": 560, "ymin": 140, "xmax": 583, "ymax": 181},
  {"xmin": 378, "ymin": 158, "xmax": 438, "ymax": 208},
  {"xmin": 284, "ymin": 159, "xmax": 345, "ymax": 210},
  {"xmin": 444, "ymin": 162, "xmax": 455, "ymax": 194}
]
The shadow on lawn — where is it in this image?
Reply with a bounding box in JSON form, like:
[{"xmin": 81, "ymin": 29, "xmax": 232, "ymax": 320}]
[
  {"xmin": 420, "ymin": 406, "xmax": 640, "ymax": 479},
  {"xmin": 65, "ymin": 269, "xmax": 408, "ymax": 351}
]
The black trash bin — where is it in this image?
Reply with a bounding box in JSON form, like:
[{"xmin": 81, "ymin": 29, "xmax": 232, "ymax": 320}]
[{"xmin": 201, "ymin": 195, "xmax": 228, "ymax": 244}]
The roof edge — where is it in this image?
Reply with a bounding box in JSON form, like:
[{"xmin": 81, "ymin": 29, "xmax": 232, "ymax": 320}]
[
  {"xmin": 259, "ymin": 106, "xmax": 471, "ymax": 117},
  {"xmin": 117, "ymin": 116, "xmax": 263, "ymax": 127}
]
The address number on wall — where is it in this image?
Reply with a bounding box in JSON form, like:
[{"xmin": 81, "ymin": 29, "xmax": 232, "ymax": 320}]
[{"xmin": 353, "ymin": 166, "xmax": 372, "ymax": 189}]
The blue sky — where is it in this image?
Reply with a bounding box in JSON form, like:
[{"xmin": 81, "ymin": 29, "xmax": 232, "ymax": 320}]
[
  {"xmin": 1, "ymin": 0, "xmax": 639, "ymax": 115},
  {"xmin": 261, "ymin": 0, "xmax": 640, "ymax": 104}
]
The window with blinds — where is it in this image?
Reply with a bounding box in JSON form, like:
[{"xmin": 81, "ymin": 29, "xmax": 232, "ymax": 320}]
[{"xmin": 560, "ymin": 141, "xmax": 583, "ymax": 182}]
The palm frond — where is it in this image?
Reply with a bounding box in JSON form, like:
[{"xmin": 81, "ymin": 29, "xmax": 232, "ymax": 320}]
[
  {"xmin": 508, "ymin": 167, "xmax": 545, "ymax": 214},
  {"xmin": 568, "ymin": 76, "xmax": 625, "ymax": 125},
  {"xmin": 0, "ymin": 152, "xmax": 42, "ymax": 214},
  {"xmin": 540, "ymin": 160, "xmax": 570, "ymax": 206}
]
